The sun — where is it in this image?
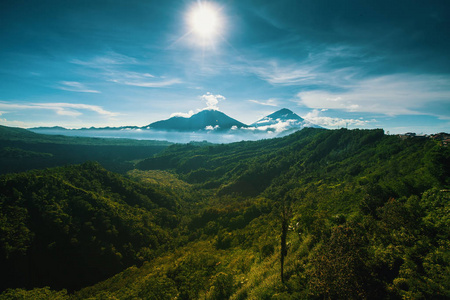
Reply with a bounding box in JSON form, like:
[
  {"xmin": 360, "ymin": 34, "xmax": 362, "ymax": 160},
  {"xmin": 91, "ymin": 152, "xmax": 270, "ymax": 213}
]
[{"xmin": 188, "ymin": 2, "xmax": 222, "ymax": 40}]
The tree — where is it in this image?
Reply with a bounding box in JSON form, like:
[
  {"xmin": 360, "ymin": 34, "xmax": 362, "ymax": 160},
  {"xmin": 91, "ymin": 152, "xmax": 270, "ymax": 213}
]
[{"xmin": 308, "ymin": 224, "xmax": 372, "ymax": 299}]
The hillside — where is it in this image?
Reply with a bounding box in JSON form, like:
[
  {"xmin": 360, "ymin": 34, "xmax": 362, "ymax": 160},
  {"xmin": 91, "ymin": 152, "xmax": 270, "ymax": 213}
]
[
  {"xmin": 0, "ymin": 125, "xmax": 171, "ymax": 174},
  {"xmin": 0, "ymin": 162, "xmax": 184, "ymax": 292},
  {"xmin": 1, "ymin": 128, "xmax": 449, "ymax": 299},
  {"xmin": 137, "ymin": 128, "xmax": 449, "ymax": 201}
]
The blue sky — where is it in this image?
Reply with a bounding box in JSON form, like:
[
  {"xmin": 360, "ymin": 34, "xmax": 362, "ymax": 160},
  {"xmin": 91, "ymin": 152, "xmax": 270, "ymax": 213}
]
[{"xmin": 1, "ymin": 0, "xmax": 449, "ymax": 134}]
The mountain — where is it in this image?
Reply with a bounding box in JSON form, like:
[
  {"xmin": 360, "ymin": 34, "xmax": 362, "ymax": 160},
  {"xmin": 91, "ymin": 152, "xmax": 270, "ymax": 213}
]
[
  {"xmin": 30, "ymin": 125, "xmax": 140, "ymax": 131},
  {"xmin": 146, "ymin": 109, "xmax": 247, "ymax": 131},
  {"xmin": 28, "ymin": 126, "xmax": 68, "ymax": 131},
  {"xmin": 29, "ymin": 109, "xmax": 321, "ymax": 138},
  {"xmin": 251, "ymin": 108, "xmax": 321, "ymax": 132}
]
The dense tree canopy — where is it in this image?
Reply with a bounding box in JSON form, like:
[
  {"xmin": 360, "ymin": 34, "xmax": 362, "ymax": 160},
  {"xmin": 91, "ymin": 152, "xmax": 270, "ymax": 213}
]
[{"xmin": 1, "ymin": 128, "xmax": 449, "ymax": 299}]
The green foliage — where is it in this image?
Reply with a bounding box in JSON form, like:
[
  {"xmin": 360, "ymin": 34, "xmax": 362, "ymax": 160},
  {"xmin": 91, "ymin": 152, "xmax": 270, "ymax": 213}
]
[
  {"xmin": 0, "ymin": 287, "xmax": 68, "ymax": 300},
  {"xmin": 0, "ymin": 162, "xmax": 178, "ymax": 292},
  {"xmin": 308, "ymin": 224, "xmax": 372, "ymax": 299},
  {"xmin": 1, "ymin": 128, "xmax": 448, "ymax": 299},
  {"xmin": 0, "ymin": 125, "xmax": 171, "ymax": 174},
  {"xmin": 207, "ymin": 272, "xmax": 235, "ymax": 300},
  {"xmin": 0, "ymin": 147, "xmax": 53, "ymax": 159}
]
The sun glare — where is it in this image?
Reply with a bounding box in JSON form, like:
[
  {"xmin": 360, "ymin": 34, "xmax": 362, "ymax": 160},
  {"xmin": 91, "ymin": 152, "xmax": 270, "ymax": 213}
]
[{"xmin": 188, "ymin": 2, "xmax": 222, "ymax": 41}]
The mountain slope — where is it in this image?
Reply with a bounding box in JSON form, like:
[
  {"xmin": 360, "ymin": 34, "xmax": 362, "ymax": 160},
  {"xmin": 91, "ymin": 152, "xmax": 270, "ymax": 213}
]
[
  {"xmin": 251, "ymin": 108, "xmax": 321, "ymax": 132},
  {"xmin": 147, "ymin": 109, "xmax": 247, "ymax": 131},
  {"xmin": 82, "ymin": 129, "xmax": 449, "ymax": 299},
  {"xmin": 137, "ymin": 128, "xmax": 449, "ymax": 199},
  {"xmin": 0, "ymin": 125, "xmax": 171, "ymax": 174},
  {"xmin": 1, "ymin": 129, "xmax": 449, "ymax": 299},
  {"xmin": 0, "ymin": 162, "xmax": 180, "ymax": 292}
]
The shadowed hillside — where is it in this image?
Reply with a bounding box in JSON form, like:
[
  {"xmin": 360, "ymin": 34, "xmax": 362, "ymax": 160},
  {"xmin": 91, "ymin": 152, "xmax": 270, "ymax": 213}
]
[{"xmin": 0, "ymin": 125, "xmax": 171, "ymax": 174}]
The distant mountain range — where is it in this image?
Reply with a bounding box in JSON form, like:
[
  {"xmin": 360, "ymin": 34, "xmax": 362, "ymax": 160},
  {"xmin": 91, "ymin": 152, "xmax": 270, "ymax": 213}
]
[{"xmin": 31, "ymin": 108, "xmax": 321, "ymax": 134}]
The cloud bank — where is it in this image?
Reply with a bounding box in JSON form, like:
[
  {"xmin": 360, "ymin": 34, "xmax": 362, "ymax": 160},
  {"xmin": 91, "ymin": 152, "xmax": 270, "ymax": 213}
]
[
  {"xmin": 302, "ymin": 109, "xmax": 373, "ymax": 128},
  {"xmin": 296, "ymin": 74, "xmax": 450, "ymax": 118}
]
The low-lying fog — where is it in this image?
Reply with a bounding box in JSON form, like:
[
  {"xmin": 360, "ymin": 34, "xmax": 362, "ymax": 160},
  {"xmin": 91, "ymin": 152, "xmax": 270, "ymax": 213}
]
[{"xmin": 29, "ymin": 128, "xmax": 294, "ymax": 144}]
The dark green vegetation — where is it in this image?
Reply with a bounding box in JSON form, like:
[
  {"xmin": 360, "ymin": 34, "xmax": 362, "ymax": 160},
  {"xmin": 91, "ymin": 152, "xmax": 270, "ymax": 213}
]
[
  {"xmin": 0, "ymin": 162, "xmax": 180, "ymax": 292},
  {"xmin": 0, "ymin": 125, "xmax": 171, "ymax": 174},
  {"xmin": 1, "ymin": 127, "xmax": 449, "ymax": 299}
]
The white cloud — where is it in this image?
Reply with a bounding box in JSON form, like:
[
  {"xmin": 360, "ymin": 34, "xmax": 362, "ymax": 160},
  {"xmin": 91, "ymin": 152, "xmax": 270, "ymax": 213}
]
[
  {"xmin": 296, "ymin": 74, "xmax": 450, "ymax": 117},
  {"xmin": 239, "ymin": 46, "xmax": 366, "ymax": 87},
  {"xmin": 247, "ymin": 119, "xmax": 302, "ymax": 133},
  {"xmin": 58, "ymin": 81, "xmax": 100, "ymax": 93},
  {"xmin": 248, "ymin": 98, "xmax": 279, "ymax": 106},
  {"xmin": 302, "ymin": 109, "xmax": 372, "ymax": 128},
  {"xmin": 112, "ymin": 71, "xmax": 155, "ymax": 80},
  {"xmin": 170, "ymin": 110, "xmax": 194, "ymax": 118},
  {"xmin": 106, "ymin": 71, "xmax": 181, "ymax": 88},
  {"xmin": 205, "ymin": 125, "xmax": 220, "ymax": 130},
  {"xmin": 0, "ymin": 102, "xmax": 119, "ymax": 118},
  {"xmin": 71, "ymin": 53, "xmax": 180, "ymax": 88},
  {"xmin": 0, "ymin": 118, "xmax": 28, "ymax": 128},
  {"xmin": 201, "ymin": 92, "xmax": 225, "ymax": 110},
  {"xmin": 249, "ymin": 60, "xmax": 316, "ymax": 86},
  {"xmin": 240, "ymin": 48, "xmax": 450, "ymax": 119},
  {"xmin": 166, "ymin": 92, "xmax": 227, "ymax": 120},
  {"xmin": 71, "ymin": 52, "xmax": 138, "ymax": 67},
  {"xmin": 119, "ymin": 78, "xmax": 182, "ymax": 88}
]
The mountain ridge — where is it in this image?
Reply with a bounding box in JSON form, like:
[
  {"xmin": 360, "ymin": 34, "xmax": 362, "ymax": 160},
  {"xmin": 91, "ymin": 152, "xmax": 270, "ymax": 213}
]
[{"xmin": 30, "ymin": 108, "xmax": 321, "ymax": 134}]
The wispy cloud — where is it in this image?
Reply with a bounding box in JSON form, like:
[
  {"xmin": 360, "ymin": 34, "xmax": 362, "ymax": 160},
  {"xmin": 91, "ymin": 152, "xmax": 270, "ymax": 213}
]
[
  {"xmin": 0, "ymin": 102, "xmax": 119, "ymax": 118},
  {"xmin": 297, "ymin": 74, "xmax": 450, "ymax": 118},
  {"xmin": 240, "ymin": 45, "xmax": 368, "ymax": 87},
  {"xmin": 106, "ymin": 71, "xmax": 181, "ymax": 88},
  {"xmin": 113, "ymin": 78, "xmax": 182, "ymax": 88},
  {"xmin": 70, "ymin": 53, "xmax": 181, "ymax": 89},
  {"xmin": 248, "ymin": 98, "xmax": 278, "ymax": 106},
  {"xmin": 70, "ymin": 52, "xmax": 138, "ymax": 67},
  {"xmin": 58, "ymin": 81, "xmax": 101, "ymax": 93},
  {"xmin": 249, "ymin": 61, "xmax": 316, "ymax": 86},
  {"xmin": 170, "ymin": 110, "xmax": 195, "ymax": 118},
  {"xmin": 302, "ymin": 109, "xmax": 373, "ymax": 128}
]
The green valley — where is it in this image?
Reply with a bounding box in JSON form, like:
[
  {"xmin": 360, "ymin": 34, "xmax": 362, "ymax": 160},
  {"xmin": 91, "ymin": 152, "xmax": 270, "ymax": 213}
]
[{"xmin": 0, "ymin": 127, "xmax": 449, "ymax": 299}]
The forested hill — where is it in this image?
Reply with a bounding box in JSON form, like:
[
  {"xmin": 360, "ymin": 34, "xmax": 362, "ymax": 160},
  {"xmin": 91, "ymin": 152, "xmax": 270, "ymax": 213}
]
[
  {"xmin": 0, "ymin": 162, "xmax": 181, "ymax": 292},
  {"xmin": 1, "ymin": 128, "xmax": 449, "ymax": 299},
  {"xmin": 0, "ymin": 125, "xmax": 171, "ymax": 174},
  {"xmin": 137, "ymin": 128, "xmax": 448, "ymax": 202}
]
